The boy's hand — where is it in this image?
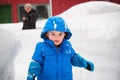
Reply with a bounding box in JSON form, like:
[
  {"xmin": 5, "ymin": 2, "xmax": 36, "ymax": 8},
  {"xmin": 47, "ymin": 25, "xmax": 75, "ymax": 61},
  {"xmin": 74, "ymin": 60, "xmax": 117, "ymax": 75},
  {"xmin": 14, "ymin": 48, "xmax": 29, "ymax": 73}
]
[
  {"xmin": 27, "ymin": 60, "xmax": 41, "ymax": 80},
  {"xmin": 27, "ymin": 73, "xmax": 35, "ymax": 80},
  {"xmin": 86, "ymin": 61, "xmax": 94, "ymax": 71}
]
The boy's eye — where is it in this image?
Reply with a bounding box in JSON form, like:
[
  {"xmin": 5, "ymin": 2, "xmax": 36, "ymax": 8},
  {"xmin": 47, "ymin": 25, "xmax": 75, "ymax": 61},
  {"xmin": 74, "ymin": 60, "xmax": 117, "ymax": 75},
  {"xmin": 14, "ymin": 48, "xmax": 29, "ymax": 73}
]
[
  {"xmin": 51, "ymin": 33, "xmax": 55, "ymax": 36},
  {"xmin": 47, "ymin": 32, "xmax": 65, "ymax": 37},
  {"xmin": 59, "ymin": 33, "xmax": 63, "ymax": 36}
]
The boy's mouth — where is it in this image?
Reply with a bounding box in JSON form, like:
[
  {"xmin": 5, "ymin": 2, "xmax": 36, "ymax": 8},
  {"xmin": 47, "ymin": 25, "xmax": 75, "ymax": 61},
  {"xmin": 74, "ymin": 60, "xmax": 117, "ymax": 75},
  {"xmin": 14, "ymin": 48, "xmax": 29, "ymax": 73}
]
[{"xmin": 54, "ymin": 40, "xmax": 60, "ymax": 43}]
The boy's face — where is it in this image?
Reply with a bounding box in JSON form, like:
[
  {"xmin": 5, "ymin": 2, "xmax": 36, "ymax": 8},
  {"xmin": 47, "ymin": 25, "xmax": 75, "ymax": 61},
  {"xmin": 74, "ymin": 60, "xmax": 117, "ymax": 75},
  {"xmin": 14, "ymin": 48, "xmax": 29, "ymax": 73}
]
[{"xmin": 46, "ymin": 31, "xmax": 66, "ymax": 46}]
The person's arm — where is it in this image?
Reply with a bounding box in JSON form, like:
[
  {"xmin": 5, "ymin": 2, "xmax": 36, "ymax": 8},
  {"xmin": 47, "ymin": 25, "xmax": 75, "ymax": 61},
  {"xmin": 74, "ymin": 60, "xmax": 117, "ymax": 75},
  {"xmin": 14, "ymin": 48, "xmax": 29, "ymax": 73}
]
[
  {"xmin": 22, "ymin": 11, "xmax": 28, "ymax": 22},
  {"xmin": 27, "ymin": 42, "xmax": 44, "ymax": 80},
  {"xmin": 71, "ymin": 54, "xmax": 94, "ymax": 71}
]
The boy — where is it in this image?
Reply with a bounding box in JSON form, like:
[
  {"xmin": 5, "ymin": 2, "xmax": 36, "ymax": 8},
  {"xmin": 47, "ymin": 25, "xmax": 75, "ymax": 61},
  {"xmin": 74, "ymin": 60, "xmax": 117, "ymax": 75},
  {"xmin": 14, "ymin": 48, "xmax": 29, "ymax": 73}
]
[{"xmin": 27, "ymin": 16, "xmax": 94, "ymax": 80}]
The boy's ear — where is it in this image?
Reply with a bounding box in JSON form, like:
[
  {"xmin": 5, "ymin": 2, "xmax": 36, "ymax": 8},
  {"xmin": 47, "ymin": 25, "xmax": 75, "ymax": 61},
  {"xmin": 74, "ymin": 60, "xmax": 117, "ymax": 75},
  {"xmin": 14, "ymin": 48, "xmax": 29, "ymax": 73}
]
[
  {"xmin": 64, "ymin": 33, "xmax": 66, "ymax": 36},
  {"xmin": 64, "ymin": 32, "xmax": 68, "ymax": 38},
  {"xmin": 42, "ymin": 32, "xmax": 48, "ymax": 39},
  {"xmin": 45, "ymin": 33, "xmax": 48, "ymax": 38}
]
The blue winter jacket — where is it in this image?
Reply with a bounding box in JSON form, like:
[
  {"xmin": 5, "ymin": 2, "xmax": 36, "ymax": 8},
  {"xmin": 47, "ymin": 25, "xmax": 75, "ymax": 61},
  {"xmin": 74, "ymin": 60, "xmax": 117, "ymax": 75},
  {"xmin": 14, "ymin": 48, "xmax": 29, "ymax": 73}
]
[
  {"xmin": 28, "ymin": 16, "xmax": 93, "ymax": 80},
  {"xmin": 32, "ymin": 39, "xmax": 88, "ymax": 80}
]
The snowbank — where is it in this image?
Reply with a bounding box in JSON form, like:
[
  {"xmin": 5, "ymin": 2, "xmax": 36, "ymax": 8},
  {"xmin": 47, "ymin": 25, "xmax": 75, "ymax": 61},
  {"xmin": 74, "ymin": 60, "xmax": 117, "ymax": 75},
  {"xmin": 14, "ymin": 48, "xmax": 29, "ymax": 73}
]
[
  {"xmin": 60, "ymin": 1, "xmax": 120, "ymax": 16},
  {"xmin": 59, "ymin": 1, "xmax": 120, "ymax": 80},
  {"xmin": 0, "ymin": 28, "xmax": 21, "ymax": 80}
]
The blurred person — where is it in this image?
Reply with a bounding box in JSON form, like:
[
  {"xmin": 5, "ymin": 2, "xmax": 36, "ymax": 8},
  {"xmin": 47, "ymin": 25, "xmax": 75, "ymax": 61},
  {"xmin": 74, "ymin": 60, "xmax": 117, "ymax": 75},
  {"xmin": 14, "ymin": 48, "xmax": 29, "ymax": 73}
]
[{"xmin": 22, "ymin": 3, "xmax": 37, "ymax": 30}]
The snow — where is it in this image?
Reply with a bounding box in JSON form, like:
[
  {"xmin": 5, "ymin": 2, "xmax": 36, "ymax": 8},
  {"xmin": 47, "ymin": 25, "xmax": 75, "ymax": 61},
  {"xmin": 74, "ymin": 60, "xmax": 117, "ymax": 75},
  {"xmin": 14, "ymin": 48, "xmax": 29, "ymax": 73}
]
[
  {"xmin": 0, "ymin": 28, "xmax": 20, "ymax": 80},
  {"xmin": 0, "ymin": 1, "xmax": 120, "ymax": 80}
]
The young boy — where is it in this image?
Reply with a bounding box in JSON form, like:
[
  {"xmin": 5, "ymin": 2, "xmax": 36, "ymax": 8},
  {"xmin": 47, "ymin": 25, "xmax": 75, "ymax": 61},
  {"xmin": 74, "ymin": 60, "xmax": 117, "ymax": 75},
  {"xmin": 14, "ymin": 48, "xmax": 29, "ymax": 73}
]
[{"xmin": 27, "ymin": 16, "xmax": 94, "ymax": 80}]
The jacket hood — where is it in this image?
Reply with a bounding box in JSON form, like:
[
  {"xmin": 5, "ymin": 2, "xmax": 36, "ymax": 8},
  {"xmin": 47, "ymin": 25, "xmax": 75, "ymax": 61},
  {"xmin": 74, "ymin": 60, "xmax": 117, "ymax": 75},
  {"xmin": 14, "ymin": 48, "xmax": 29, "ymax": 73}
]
[{"xmin": 40, "ymin": 16, "xmax": 72, "ymax": 40}]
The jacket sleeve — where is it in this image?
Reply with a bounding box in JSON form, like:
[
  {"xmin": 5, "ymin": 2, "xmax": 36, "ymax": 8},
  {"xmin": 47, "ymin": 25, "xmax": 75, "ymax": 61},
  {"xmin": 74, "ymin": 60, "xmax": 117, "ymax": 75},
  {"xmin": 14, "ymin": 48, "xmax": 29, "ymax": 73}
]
[
  {"xmin": 32, "ymin": 42, "xmax": 44, "ymax": 64},
  {"xmin": 27, "ymin": 42, "xmax": 44, "ymax": 79},
  {"xmin": 66, "ymin": 41, "xmax": 87, "ymax": 68}
]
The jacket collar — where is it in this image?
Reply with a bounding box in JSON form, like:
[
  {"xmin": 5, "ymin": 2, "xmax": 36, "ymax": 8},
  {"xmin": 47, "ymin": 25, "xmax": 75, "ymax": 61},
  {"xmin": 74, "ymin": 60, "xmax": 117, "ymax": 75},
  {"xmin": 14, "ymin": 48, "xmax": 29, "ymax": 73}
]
[{"xmin": 44, "ymin": 39, "xmax": 69, "ymax": 49}]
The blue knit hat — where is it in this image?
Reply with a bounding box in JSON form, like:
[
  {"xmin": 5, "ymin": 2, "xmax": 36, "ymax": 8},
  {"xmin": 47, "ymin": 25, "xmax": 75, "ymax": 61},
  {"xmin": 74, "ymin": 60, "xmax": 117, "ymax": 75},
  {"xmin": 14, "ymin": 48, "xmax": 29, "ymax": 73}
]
[{"xmin": 41, "ymin": 16, "xmax": 72, "ymax": 40}]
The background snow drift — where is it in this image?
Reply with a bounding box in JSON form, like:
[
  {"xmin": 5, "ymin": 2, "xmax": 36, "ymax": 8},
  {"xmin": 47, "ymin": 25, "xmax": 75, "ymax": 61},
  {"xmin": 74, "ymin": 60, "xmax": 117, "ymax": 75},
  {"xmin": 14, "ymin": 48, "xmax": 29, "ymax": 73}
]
[
  {"xmin": 0, "ymin": 28, "xmax": 20, "ymax": 80},
  {"xmin": 0, "ymin": 1, "xmax": 120, "ymax": 80}
]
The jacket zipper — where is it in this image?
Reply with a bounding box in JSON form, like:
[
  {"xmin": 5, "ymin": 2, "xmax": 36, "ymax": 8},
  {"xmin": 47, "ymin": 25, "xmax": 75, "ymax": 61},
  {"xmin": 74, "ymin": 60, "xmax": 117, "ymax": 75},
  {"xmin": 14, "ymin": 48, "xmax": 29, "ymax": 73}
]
[{"xmin": 56, "ymin": 47, "xmax": 59, "ymax": 80}]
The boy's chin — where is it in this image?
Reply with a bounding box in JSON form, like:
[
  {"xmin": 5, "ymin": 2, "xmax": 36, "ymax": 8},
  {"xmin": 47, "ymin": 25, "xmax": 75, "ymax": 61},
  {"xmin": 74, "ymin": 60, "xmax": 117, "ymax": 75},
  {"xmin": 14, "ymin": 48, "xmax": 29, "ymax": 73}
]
[{"xmin": 54, "ymin": 43, "xmax": 61, "ymax": 47}]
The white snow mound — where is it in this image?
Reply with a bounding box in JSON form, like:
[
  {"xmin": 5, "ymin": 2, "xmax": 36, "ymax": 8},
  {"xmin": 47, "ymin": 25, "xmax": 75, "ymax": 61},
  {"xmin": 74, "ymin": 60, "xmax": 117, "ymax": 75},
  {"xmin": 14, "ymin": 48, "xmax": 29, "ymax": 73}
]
[
  {"xmin": 0, "ymin": 28, "xmax": 21, "ymax": 80},
  {"xmin": 61, "ymin": 1, "xmax": 120, "ymax": 16}
]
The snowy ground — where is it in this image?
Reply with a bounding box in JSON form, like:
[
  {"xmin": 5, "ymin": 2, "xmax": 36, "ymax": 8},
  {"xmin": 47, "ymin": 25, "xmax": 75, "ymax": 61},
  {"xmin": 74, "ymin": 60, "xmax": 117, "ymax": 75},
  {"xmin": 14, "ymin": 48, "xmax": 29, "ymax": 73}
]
[{"xmin": 0, "ymin": 1, "xmax": 120, "ymax": 80}]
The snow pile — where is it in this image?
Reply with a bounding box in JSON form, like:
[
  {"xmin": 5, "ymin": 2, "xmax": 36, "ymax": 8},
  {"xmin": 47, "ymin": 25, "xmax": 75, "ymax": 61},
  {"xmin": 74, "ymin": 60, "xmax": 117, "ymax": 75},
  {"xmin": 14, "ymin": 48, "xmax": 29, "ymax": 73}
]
[
  {"xmin": 0, "ymin": 20, "xmax": 46, "ymax": 31},
  {"xmin": 0, "ymin": 23, "xmax": 22, "ymax": 32},
  {"xmin": 61, "ymin": 1, "xmax": 120, "ymax": 16},
  {"xmin": 0, "ymin": 28, "xmax": 21, "ymax": 80},
  {"xmin": 60, "ymin": 1, "xmax": 120, "ymax": 80}
]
